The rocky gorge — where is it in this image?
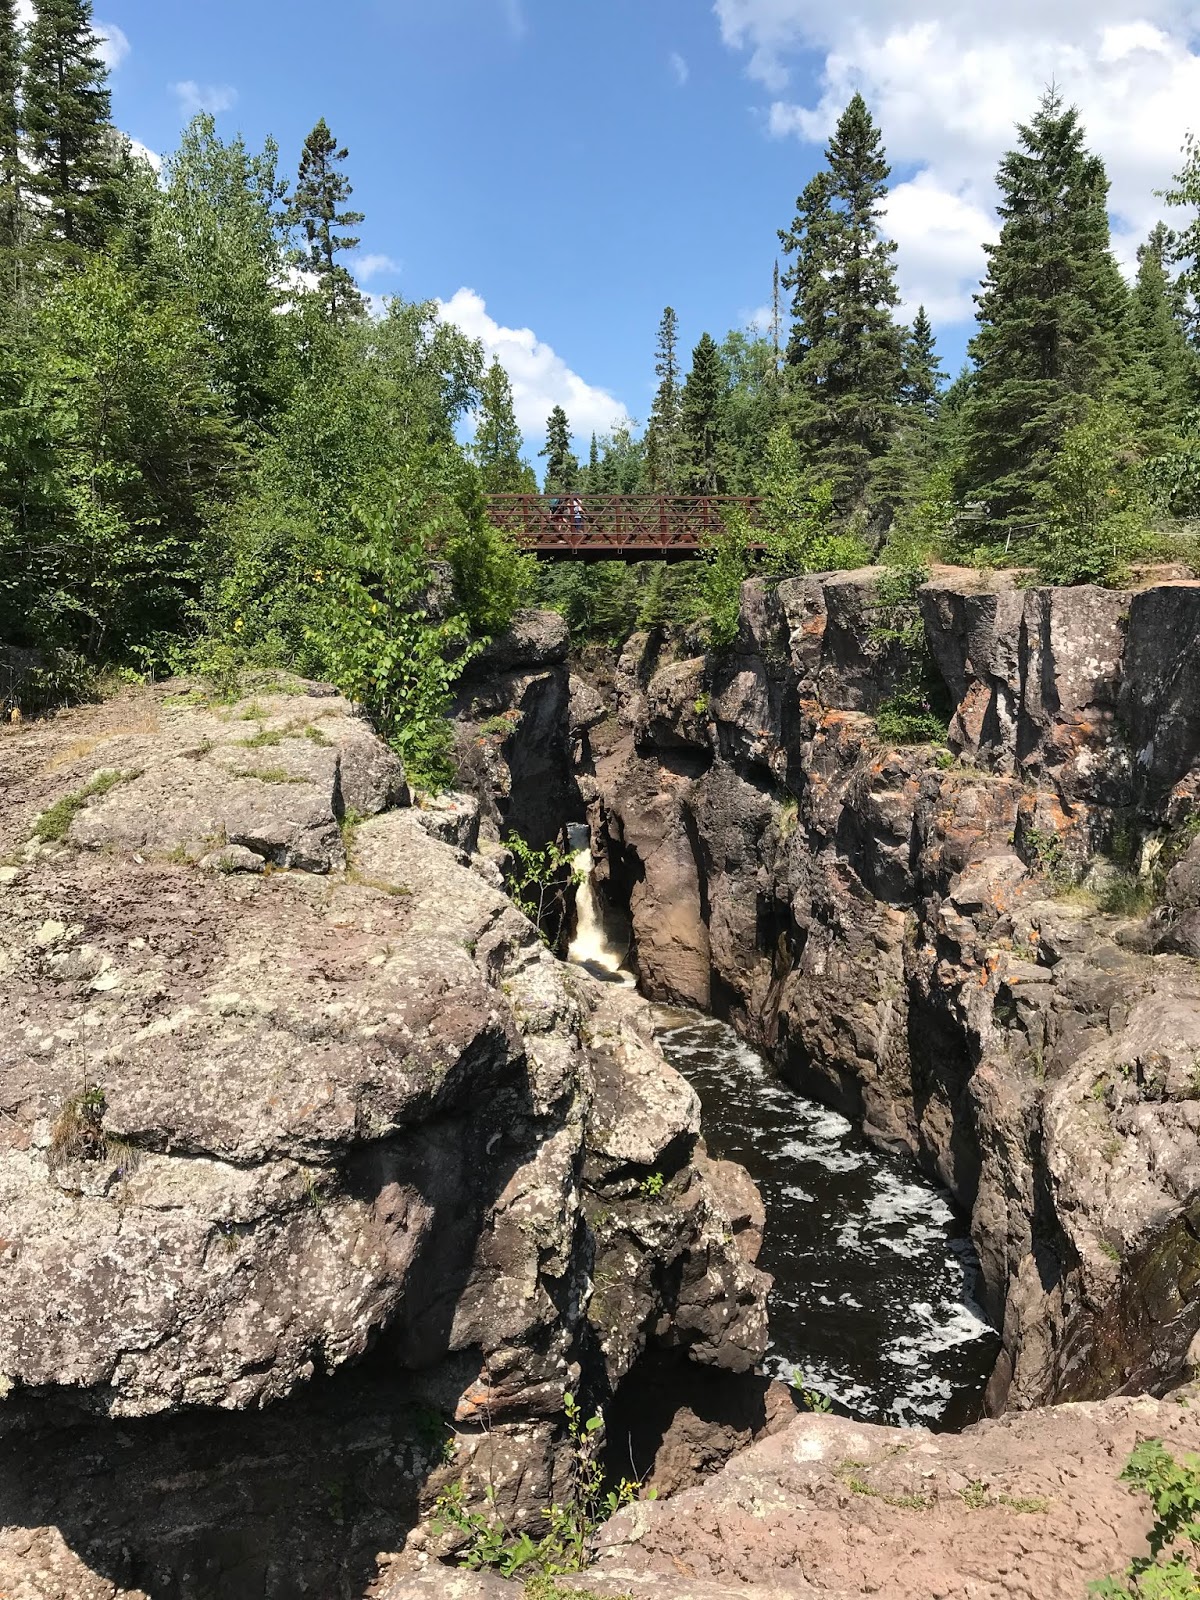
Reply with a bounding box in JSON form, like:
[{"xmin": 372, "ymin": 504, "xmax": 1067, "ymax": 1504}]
[{"xmin": 2, "ymin": 565, "xmax": 1200, "ymax": 1599}]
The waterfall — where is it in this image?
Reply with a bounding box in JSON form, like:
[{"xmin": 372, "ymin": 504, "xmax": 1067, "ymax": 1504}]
[{"xmin": 566, "ymin": 823, "xmax": 632, "ymax": 980}]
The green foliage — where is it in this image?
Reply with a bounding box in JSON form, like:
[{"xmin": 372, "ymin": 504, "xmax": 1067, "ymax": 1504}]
[
  {"xmin": 33, "ymin": 767, "xmax": 134, "ymax": 841},
  {"xmin": 504, "ymin": 833, "xmax": 582, "ymax": 948},
  {"xmin": 23, "ymin": 0, "xmax": 122, "ymax": 262},
  {"xmin": 303, "ymin": 505, "xmax": 476, "ymax": 792},
  {"xmin": 433, "ymin": 1392, "xmax": 647, "ymax": 1579},
  {"xmin": 790, "ymin": 1369, "xmax": 834, "ymax": 1413},
  {"xmin": 681, "ymin": 332, "xmax": 729, "ymax": 493},
  {"xmin": 870, "ymin": 562, "xmax": 948, "ymax": 745},
  {"xmin": 153, "ymin": 114, "xmax": 289, "ymax": 425},
  {"xmin": 289, "ymin": 117, "xmax": 364, "ymax": 321},
  {"xmin": 445, "ymin": 463, "xmax": 536, "ymax": 634},
  {"xmin": 541, "ymin": 405, "xmax": 579, "ymax": 494},
  {"xmin": 699, "ymin": 512, "xmax": 752, "ymax": 650},
  {"xmin": 756, "ymin": 424, "xmax": 866, "ymax": 574},
  {"xmin": 645, "ymin": 306, "xmax": 683, "ymax": 492},
  {"xmin": 1032, "ymin": 401, "xmax": 1152, "ymax": 586},
  {"xmin": 473, "ymin": 358, "xmax": 535, "ymax": 493},
  {"xmin": 959, "ymin": 91, "xmax": 1133, "ymax": 539},
  {"xmin": 779, "ymin": 92, "xmax": 903, "ymax": 511},
  {"xmin": 1090, "ymin": 1440, "xmax": 1200, "ymax": 1597},
  {"xmin": 638, "ymin": 1172, "xmax": 665, "ymax": 1200}
]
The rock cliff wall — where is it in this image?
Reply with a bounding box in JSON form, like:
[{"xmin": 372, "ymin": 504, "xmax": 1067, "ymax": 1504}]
[
  {"xmin": 582, "ymin": 568, "xmax": 1200, "ymax": 1414},
  {"xmin": 0, "ymin": 665, "xmax": 767, "ymax": 1599}
]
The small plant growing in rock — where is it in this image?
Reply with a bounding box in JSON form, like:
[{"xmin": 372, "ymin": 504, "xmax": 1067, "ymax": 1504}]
[
  {"xmin": 1090, "ymin": 1439, "xmax": 1200, "ymax": 1596},
  {"xmin": 504, "ymin": 834, "xmax": 582, "ymax": 949},
  {"xmin": 432, "ymin": 1392, "xmax": 649, "ymax": 1578},
  {"xmin": 638, "ymin": 1172, "xmax": 665, "ymax": 1201},
  {"xmin": 48, "ymin": 1084, "xmax": 137, "ymax": 1179},
  {"xmin": 790, "ymin": 1368, "xmax": 833, "ymax": 1414}
]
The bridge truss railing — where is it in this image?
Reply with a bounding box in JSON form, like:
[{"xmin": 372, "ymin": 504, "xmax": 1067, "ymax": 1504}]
[{"xmin": 485, "ymin": 493, "xmax": 764, "ymax": 556}]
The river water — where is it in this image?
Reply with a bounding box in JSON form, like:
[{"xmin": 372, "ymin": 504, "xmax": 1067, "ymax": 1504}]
[
  {"xmin": 654, "ymin": 1010, "xmax": 999, "ymax": 1429},
  {"xmin": 567, "ymin": 847, "xmax": 999, "ymax": 1429}
]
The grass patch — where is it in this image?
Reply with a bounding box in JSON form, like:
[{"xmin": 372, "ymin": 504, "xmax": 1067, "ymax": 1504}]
[
  {"xmin": 835, "ymin": 1460, "xmax": 931, "ymax": 1510},
  {"xmin": 239, "ymin": 727, "xmax": 285, "ymax": 749},
  {"xmin": 33, "ymin": 769, "xmax": 137, "ymax": 843},
  {"xmin": 231, "ymin": 767, "xmax": 310, "ymax": 785},
  {"xmin": 303, "ymin": 724, "xmax": 333, "ymax": 747},
  {"xmin": 959, "ymin": 1481, "xmax": 1052, "ymax": 1513},
  {"xmin": 48, "ymin": 1085, "xmax": 139, "ymax": 1179}
]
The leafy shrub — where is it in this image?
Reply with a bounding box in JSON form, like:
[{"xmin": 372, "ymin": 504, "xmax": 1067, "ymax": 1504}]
[
  {"xmin": 1090, "ymin": 1439, "xmax": 1200, "ymax": 1597},
  {"xmin": 433, "ymin": 1392, "xmax": 647, "ymax": 1578},
  {"xmin": 757, "ymin": 425, "xmax": 869, "ymax": 575},
  {"xmin": 869, "ymin": 562, "xmax": 949, "ymax": 746},
  {"xmin": 1033, "ymin": 402, "xmax": 1153, "ymax": 587},
  {"xmin": 305, "ymin": 508, "xmax": 477, "ymax": 792},
  {"xmin": 505, "ymin": 834, "xmax": 582, "ymax": 948}
]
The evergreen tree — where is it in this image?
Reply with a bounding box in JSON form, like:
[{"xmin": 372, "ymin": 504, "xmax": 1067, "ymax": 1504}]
[
  {"xmin": 0, "ymin": 0, "xmax": 21, "ymax": 303},
  {"xmin": 645, "ymin": 305, "xmax": 683, "ymax": 491},
  {"xmin": 1129, "ymin": 223, "xmax": 1195, "ymax": 452},
  {"xmin": 779, "ymin": 93, "xmax": 903, "ymax": 510},
  {"xmin": 22, "ymin": 0, "xmax": 120, "ymax": 259},
  {"xmin": 472, "ymin": 358, "xmax": 534, "ymax": 492},
  {"xmin": 959, "ymin": 91, "xmax": 1132, "ymax": 532},
  {"xmin": 540, "ymin": 405, "xmax": 578, "ymax": 494},
  {"xmin": 290, "ymin": 118, "xmax": 364, "ymax": 320},
  {"xmin": 900, "ymin": 307, "xmax": 943, "ymax": 414},
  {"xmin": 680, "ymin": 332, "xmax": 729, "ymax": 493}
]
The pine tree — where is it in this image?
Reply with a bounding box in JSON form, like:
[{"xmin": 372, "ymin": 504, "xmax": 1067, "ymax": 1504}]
[
  {"xmin": 900, "ymin": 307, "xmax": 943, "ymax": 415},
  {"xmin": 0, "ymin": 0, "xmax": 21, "ymax": 300},
  {"xmin": 680, "ymin": 332, "xmax": 729, "ymax": 494},
  {"xmin": 779, "ymin": 92, "xmax": 903, "ymax": 510},
  {"xmin": 1128, "ymin": 223, "xmax": 1195, "ymax": 453},
  {"xmin": 472, "ymin": 358, "xmax": 534, "ymax": 492},
  {"xmin": 22, "ymin": 0, "xmax": 120, "ymax": 259},
  {"xmin": 540, "ymin": 405, "xmax": 578, "ymax": 494},
  {"xmin": 959, "ymin": 91, "xmax": 1132, "ymax": 533},
  {"xmin": 646, "ymin": 306, "xmax": 683, "ymax": 491},
  {"xmin": 290, "ymin": 118, "xmax": 365, "ymax": 320}
]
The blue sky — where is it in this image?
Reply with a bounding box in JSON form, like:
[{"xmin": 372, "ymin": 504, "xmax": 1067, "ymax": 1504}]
[{"xmin": 84, "ymin": 1, "xmax": 1200, "ymax": 450}]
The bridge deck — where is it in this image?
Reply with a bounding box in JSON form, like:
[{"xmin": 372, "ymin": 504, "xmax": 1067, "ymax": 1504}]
[{"xmin": 486, "ymin": 493, "xmax": 762, "ymax": 560}]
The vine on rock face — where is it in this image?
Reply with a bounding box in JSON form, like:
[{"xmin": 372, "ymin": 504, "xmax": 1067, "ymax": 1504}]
[
  {"xmin": 1090, "ymin": 1439, "xmax": 1200, "ymax": 1597},
  {"xmin": 432, "ymin": 1393, "xmax": 649, "ymax": 1578}
]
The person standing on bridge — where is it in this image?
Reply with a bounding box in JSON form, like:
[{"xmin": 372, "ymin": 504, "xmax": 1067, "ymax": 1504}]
[{"xmin": 569, "ymin": 495, "xmax": 584, "ymax": 531}]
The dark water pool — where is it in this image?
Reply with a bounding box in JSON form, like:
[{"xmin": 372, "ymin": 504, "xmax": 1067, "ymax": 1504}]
[{"xmin": 655, "ymin": 1009, "xmax": 1000, "ymax": 1429}]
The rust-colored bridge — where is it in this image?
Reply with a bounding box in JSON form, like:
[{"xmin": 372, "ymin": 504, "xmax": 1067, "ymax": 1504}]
[{"xmin": 486, "ymin": 493, "xmax": 762, "ymax": 560}]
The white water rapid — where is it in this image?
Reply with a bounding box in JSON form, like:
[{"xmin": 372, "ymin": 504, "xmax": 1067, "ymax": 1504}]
[{"xmin": 566, "ymin": 823, "xmax": 632, "ymax": 980}]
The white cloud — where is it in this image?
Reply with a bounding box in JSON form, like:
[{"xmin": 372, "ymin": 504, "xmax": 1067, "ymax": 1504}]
[
  {"xmin": 353, "ymin": 253, "xmax": 401, "ymax": 283},
  {"xmin": 436, "ymin": 287, "xmax": 628, "ymax": 444},
  {"xmin": 129, "ymin": 138, "xmax": 162, "ymax": 175},
  {"xmin": 171, "ymin": 81, "xmax": 238, "ymax": 118},
  {"xmin": 670, "ymin": 51, "xmax": 690, "ymax": 86},
  {"xmin": 716, "ymin": 0, "xmax": 1200, "ymax": 322},
  {"xmin": 96, "ymin": 21, "xmax": 130, "ymax": 71}
]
